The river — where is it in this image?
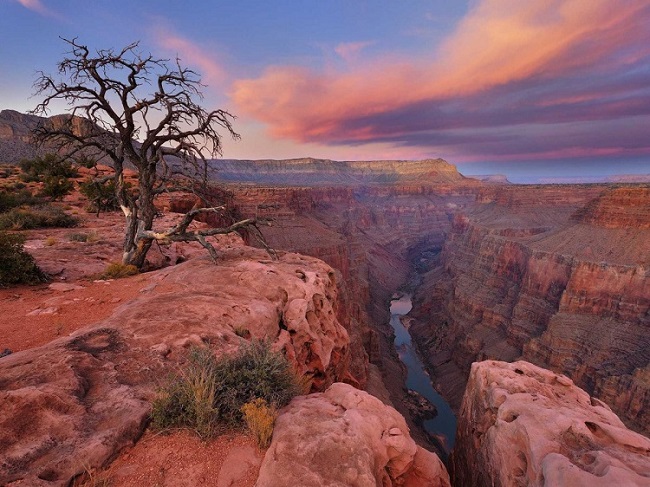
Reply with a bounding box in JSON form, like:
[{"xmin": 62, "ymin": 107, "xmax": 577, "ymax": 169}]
[{"xmin": 390, "ymin": 293, "xmax": 456, "ymax": 451}]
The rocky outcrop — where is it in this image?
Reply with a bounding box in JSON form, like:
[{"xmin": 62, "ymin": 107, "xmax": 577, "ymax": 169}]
[
  {"xmin": 256, "ymin": 382, "xmax": 450, "ymax": 487},
  {"xmin": 452, "ymin": 360, "xmax": 650, "ymax": 487},
  {"xmin": 0, "ymin": 248, "xmax": 353, "ymax": 486}
]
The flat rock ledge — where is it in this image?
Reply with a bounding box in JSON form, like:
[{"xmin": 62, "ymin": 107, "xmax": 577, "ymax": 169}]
[
  {"xmin": 452, "ymin": 360, "xmax": 650, "ymax": 487},
  {"xmin": 256, "ymin": 382, "xmax": 450, "ymax": 487}
]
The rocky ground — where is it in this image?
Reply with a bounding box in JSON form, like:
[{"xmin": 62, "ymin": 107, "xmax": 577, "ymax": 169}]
[{"xmin": 0, "ymin": 188, "xmax": 271, "ymax": 486}]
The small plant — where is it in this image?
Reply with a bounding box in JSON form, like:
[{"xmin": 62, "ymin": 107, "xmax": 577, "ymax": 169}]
[
  {"xmin": 0, "ymin": 205, "xmax": 78, "ymax": 230},
  {"xmin": 241, "ymin": 398, "xmax": 278, "ymax": 448},
  {"xmin": 73, "ymin": 463, "xmax": 112, "ymax": 487},
  {"xmin": 100, "ymin": 262, "xmax": 139, "ymax": 279},
  {"xmin": 151, "ymin": 347, "xmax": 219, "ymax": 438},
  {"xmin": 68, "ymin": 232, "xmax": 89, "ymax": 242},
  {"xmin": 151, "ymin": 341, "xmax": 299, "ymax": 438},
  {"xmin": 44, "ymin": 236, "xmax": 57, "ymax": 246},
  {"xmin": 0, "ymin": 231, "xmax": 47, "ymax": 287},
  {"xmin": 212, "ymin": 340, "xmax": 300, "ymax": 424}
]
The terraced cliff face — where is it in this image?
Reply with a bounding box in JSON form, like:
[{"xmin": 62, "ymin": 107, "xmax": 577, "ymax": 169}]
[
  {"xmin": 410, "ymin": 185, "xmax": 650, "ymax": 434},
  {"xmin": 212, "ymin": 157, "xmax": 465, "ymax": 185}
]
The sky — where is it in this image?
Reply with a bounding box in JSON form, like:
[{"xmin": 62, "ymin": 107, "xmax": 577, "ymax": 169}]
[{"xmin": 1, "ymin": 0, "xmax": 649, "ymax": 183}]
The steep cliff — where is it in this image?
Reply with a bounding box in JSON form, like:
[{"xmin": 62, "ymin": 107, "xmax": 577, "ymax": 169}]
[
  {"xmin": 410, "ymin": 185, "xmax": 650, "ymax": 434},
  {"xmin": 203, "ymin": 181, "xmax": 480, "ymax": 444},
  {"xmin": 452, "ymin": 361, "xmax": 650, "ymax": 487}
]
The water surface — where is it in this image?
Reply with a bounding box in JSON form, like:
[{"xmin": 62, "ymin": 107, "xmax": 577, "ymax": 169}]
[{"xmin": 390, "ymin": 294, "xmax": 456, "ymax": 451}]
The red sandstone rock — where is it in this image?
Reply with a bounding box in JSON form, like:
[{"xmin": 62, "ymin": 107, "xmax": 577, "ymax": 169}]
[
  {"xmin": 452, "ymin": 360, "xmax": 650, "ymax": 487},
  {"xmin": 0, "ymin": 248, "xmax": 352, "ymax": 486},
  {"xmin": 256, "ymin": 382, "xmax": 450, "ymax": 487},
  {"xmin": 410, "ymin": 185, "xmax": 650, "ymax": 435}
]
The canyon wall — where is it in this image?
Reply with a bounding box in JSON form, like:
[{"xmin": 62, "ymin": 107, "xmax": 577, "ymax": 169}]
[
  {"xmin": 410, "ymin": 185, "xmax": 650, "ymax": 434},
  {"xmin": 159, "ymin": 168, "xmax": 650, "ymax": 441}
]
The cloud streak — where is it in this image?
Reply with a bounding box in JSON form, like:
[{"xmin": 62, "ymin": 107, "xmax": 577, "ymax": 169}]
[
  {"xmin": 153, "ymin": 27, "xmax": 228, "ymax": 89},
  {"xmin": 230, "ymin": 0, "xmax": 650, "ymax": 162},
  {"xmin": 15, "ymin": 0, "xmax": 60, "ymax": 18}
]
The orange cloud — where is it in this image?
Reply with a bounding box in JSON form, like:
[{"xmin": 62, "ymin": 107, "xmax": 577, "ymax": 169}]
[{"xmin": 231, "ymin": 0, "xmax": 650, "ymax": 144}]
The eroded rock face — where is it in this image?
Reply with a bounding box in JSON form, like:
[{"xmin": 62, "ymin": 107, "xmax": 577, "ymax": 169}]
[
  {"xmin": 452, "ymin": 360, "xmax": 650, "ymax": 487},
  {"xmin": 256, "ymin": 382, "xmax": 450, "ymax": 487},
  {"xmin": 0, "ymin": 249, "xmax": 353, "ymax": 486},
  {"xmin": 410, "ymin": 185, "xmax": 650, "ymax": 434}
]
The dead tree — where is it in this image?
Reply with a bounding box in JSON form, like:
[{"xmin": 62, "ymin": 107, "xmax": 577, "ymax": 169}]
[{"xmin": 32, "ymin": 38, "xmax": 268, "ymax": 268}]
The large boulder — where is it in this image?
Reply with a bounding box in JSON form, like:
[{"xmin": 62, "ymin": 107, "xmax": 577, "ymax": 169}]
[
  {"xmin": 452, "ymin": 360, "xmax": 650, "ymax": 486},
  {"xmin": 256, "ymin": 382, "xmax": 450, "ymax": 487},
  {"xmin": 0, "ymin": 248, "xmax": 354, "ymax": 486}
]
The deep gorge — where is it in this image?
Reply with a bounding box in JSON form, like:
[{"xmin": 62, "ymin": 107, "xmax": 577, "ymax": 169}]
[{"xmin": 200, "ymin": 172, "xmax": 650, "ymax": 442}]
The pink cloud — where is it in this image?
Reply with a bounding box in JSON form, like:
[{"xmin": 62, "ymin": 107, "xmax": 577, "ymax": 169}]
[
  {"xmin": 15, "ymin": 0, "xmax": 59, "ymax": 18},
  {"xmin": 334, "ymin": 41, "xmax": 375, "ymax": 62},
  {"xmin": 154, "ymin": 29, "xmax": 228, "ymax": 88},
  {"xmin": 230, "ymin": 0, "xmax": 650, "ymax": 150}
]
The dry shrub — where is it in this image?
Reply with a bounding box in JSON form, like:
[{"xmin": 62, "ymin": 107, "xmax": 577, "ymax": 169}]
[
  {"xmin": 151, "ymin": 347, "xmax": 219, "ymax": 438},
  {"xmin": 100, "ymin": 262, "xmax": 138, "ymax": 279},
  {"xmin": 241, "ymin": 398, "xmax": 278, "ymax": 449},
  {"xmin": 151, "ymin": 341, "xmax": 300, "ymax": 439}
]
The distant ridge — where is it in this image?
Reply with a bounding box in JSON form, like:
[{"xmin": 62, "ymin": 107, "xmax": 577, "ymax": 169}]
[
  {"xmin": 465, "ymin": 174, "xmax": 511, "ymax": 184},
  {"xmin": 211, "ymin": 157, "xmax": 465, "ymax": 185}
]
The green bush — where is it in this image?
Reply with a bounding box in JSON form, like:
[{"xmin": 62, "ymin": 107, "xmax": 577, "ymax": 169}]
[
  {"xmin": 19, "ymin": 154, "xmax": 78, "ymax": 182},
  {"xmin": 151, "ymin": 341, "xmax": 299, "ymax": 437},
  {"xmin": 0, "ymin": 205, "xmax": 78, "ymax": 230},
  {"xmin": 0, "ymin": 231, "xmax": 46, "ymax": 287},
  {"xmin": 0, "ymin": 189, "xmax": 38, "ymax": 212},
  {"xmin": 212, "ymin": 340, "xmax": 299, "ymax": 424},
  {"xmin": 79, "ymin": 177, "xmax": 122, "ymax": 213},
  {"xmin": 19, "ymin": 154, "xmax": 78, "ymax": 200},
  {"xmin": 40, "ymin": 174, "xmax": 75, "ymax": 201}
]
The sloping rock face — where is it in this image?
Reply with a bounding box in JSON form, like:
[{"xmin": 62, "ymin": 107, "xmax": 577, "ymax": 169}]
[
  {"xmin": 256, "ymin": 382, "xmax": 450, "ymax": 487},
  {"xmin": 0, "ymin": 248, "xmax": 353, "ymax": 486},
  {"xmin": 410, "ymin": 185, "xmax": 650, "ymax": 434},
  {"xmin": 452, "ymin": 360, "xmax": 650, "ymax": 487}
]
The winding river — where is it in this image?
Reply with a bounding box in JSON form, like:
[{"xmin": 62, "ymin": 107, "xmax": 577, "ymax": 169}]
[{"xmin": 390, "ymin": 293, "xmax": 457, "ymax": 451}]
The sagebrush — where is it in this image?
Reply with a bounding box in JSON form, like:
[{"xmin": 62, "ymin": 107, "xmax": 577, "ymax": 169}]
[{"xmin": 151, "ymin": 340, "xmax": 299, "ymax": 439}]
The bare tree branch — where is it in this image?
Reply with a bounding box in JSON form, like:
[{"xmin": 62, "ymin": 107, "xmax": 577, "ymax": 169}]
[{"xmin": 31, "ymin": 38, "xmax": 268, "ymax": 268}]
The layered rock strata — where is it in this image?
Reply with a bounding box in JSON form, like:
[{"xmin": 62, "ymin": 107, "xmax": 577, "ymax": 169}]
[
  {"xmin": 0, "ymin": 249, "xmax": 352, "ymax": 486},
  {"xmin": 452, "ymin": 360, "xmax": 650, "ymax": 487},
  {"xmin": 410, "ymin": 185, "xmax": 650, "ymax": 434},
  {"xmin": 256, "ymin": 382, "xmax": 450, "ymax": 487}
]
